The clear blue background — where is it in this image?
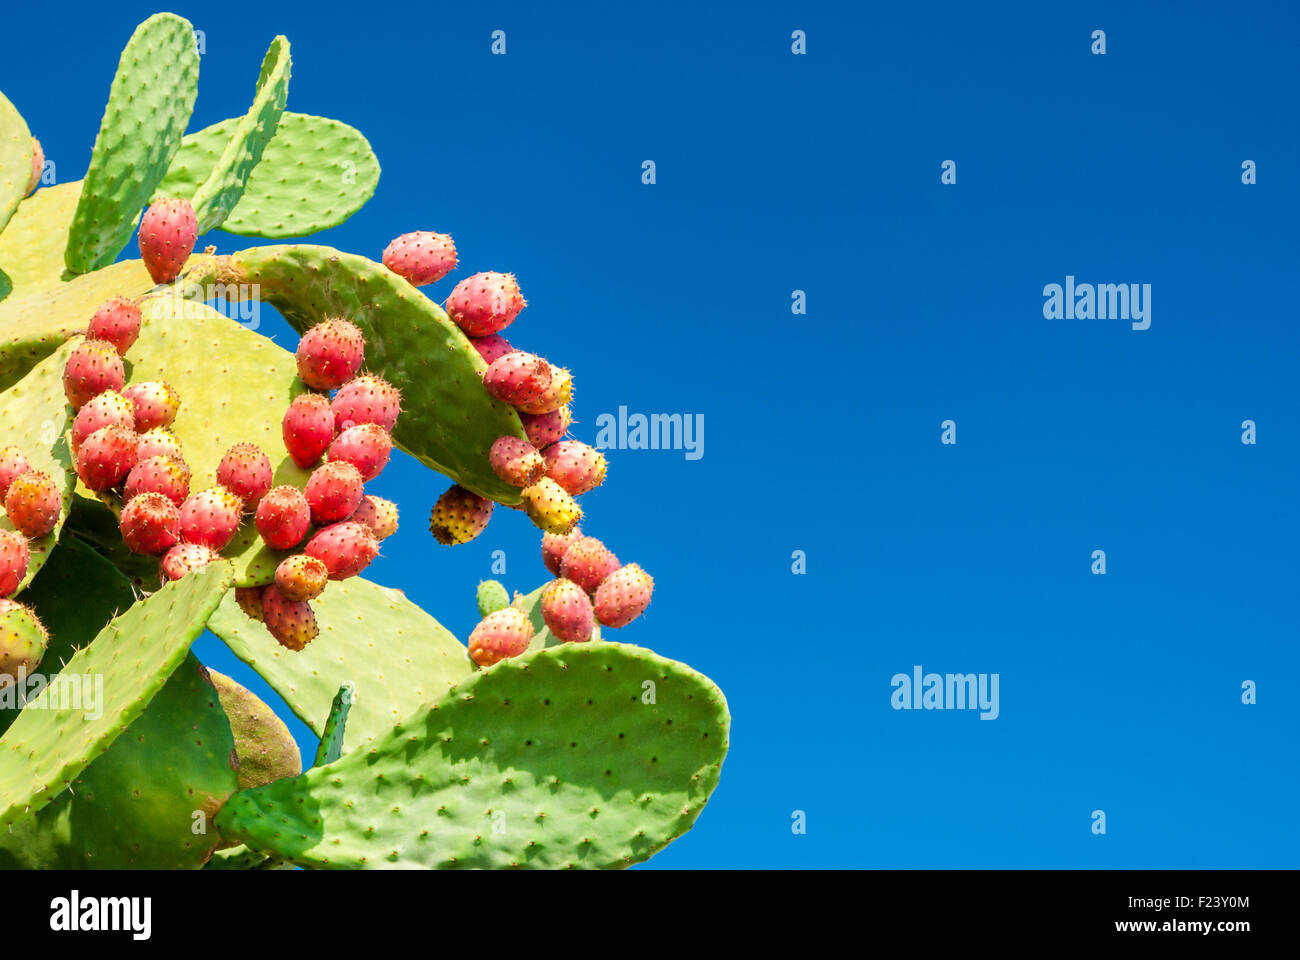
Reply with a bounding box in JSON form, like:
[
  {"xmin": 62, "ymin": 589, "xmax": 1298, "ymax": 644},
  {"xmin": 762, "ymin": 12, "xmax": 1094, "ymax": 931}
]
[{"xmin": 7, "ymin": 0, "xmax": 1298, "ymax": 867}]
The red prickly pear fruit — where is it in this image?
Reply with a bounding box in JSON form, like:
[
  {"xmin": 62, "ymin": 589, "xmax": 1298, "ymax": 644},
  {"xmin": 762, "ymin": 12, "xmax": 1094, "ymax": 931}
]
[
  {"xmin": 489, "ymin": 436, "xmax": 545, "ymax": 487},
  {"xmin": 445, "ymin": 271, "xmax": 526, "ymax": 337},
  {"xmin": 177, "ymin": 486, "xmax": 244, "ymax": 551},
  {"xmin": 158, "ymin": 542, "xmax": 221, "ymax": 582},
  {"xmin": 520, "ymin": 477, "xmax": 581, "ymax": 535},
  {"xmin": 540, "ymin": 577, "xmax": 595, "ymax": 643},
  {"xmin": 26, "ymin": 138, "xmax": 43, "ymax": 195},
  {"xmin": 516, "ymin": 365, "xmax": 573, "ymax": 416},
  {"xmin": 136, "ymin": 427, "xmax": 184, "ymax": 463},
  {"xmin": 119, "ymin": 492, "xmax": 181, "ymax": 555},
  {"xmin": 541, "ymin": 526, "xmax": 582, "ymax": 576},
  {"xmin": 429, "ymin": 485, "xmax": 494, "ymax": 545},
  {"xmin": 3, "ymin": 471, "xmax": 61, "ymax": 539},
  {"xmin": 483, "ymin": 351, "xmax": 552, "ymax": 407},
  {"xmin": 275, "ymin": 553, "xmax": 329, "ymax": 602},
  {"xmin": 255, "ymin": 485, "xmax": 312, "ymax": 551},
  {"xmin": 593, "ymin": 564, "xmax": 654, "ymax": 628},
  {"xmin": 349, "ymin": 494, "xmax": 399, "ymax": 540},
  {"xmin": 260, "ymin": 583, "xmax": 319, "ymax": 651},
  {"xmin": 75, "ymin": 424, "xmax": 137, "ymax": 491},
  {"xmin": 0, "ymin": 530, "xmax": 30, "ymax": 598},
  {"xmin": 0, "ymin": 447, "xmax": 33, "ymax": 500},
  {"xmin": 542, "ymin": 440, "xmax": 608, "ymax": 497},
  {"xmin": 216, "ymin": 442, "xmax": 273, "ymax": 507},
  {"xmin": 304, "ymin": 461, "xmax": 364, "ymax": 525},
  {"xmin": 304, "ymin": 521, "xmax": 379, "ymax": 580},
  {"xmin": 467, "ymin": 607, "xmax": 534, "ymax": 666},
  {"xmin": 235, "ymin": 586, "xmax": 265, "ymax": 622},
  {"xmin": 122, "ymin": 380, "xmax": 181, "ymax": 432},
  {"xmin": 124, "ymin": 454, "xmax": 190, "ymax": 506},
  {"xmin": 295, "ymin": 319, "xmax": 366, "ymax": 391},
  {"xmin": 382, "ymin": 231, "xmax": 457, "ymax": 286},
  {"xmin": 327, "ymin": 423, "xmax": 392, "ymax": 482},
  {"xmin": 282, "ymin": 393, "xmax": 335, "ymax": 468},
  {"xmin": 63, "ymin": 338, "xmax": 126, "ymax": 409},
  {"xmin": 521, "ymin": 407, "xmax": 571, "ymax": 449},
  {"xmin": 560, "ymin": 536, "xmax": 620, "ymax": 594},
  {"xmin": 138, "ymin": 197, "xmax": 197, "ymax": 284},
  {"xmin": 87, "ymin": 297, "xmax": 142, "ymax": 356},
  {"xmin": 331, "ymin": 375, "xmax": 401, "ymax": 434},
  {"xmin": 71, "ymin": 390, "xmax": 135, "ymax": 454},
  {"xmin": 469, "ymin": 334, "xmax": 513, "ymax": 368},
  {"xmin": 0, "ymin": 598, "xmax": 48, "ymax": 683}
]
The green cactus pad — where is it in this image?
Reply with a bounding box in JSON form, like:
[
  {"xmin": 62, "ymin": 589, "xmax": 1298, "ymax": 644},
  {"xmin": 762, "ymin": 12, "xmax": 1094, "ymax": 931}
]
[
  {"xmin": 0, "ymin": 654, "xmax": 239, "ymax": 868},
  {"xmin": 313, "ymin": 682, "xmax": 354, "ymax": 767},
  {"xmin": 204, "ymin": 843, "xmax": 285, "ymax": 870},
  {"xmin": 155, "ymin": 112, "xmax": 379, "ymax": 238},
  {"xmin": 0, "ymin": 561, "xmax": 231, "ymax": 829},
  {"xmin": 0, "ymin": 180, "xmax": 79, "ymax": 303},
  {"xmin": 208, "ymin": 669, "xmax": 301, "ymax": 791},
  {"xmin": 64, "ymin": 13, "xmax": 200, "ymax": 274},
  {"xmin": 215, "ymin": 643, "xmax": 729, "ymax": 869},
  {"xmin": 189, "ymin": 37, "xmax": 291, "ymax": 234},
  {"xmin": 207, "ymin": 576, "xmax": 470, "ymax": 752},
  {"xmin": 477, "ymin": 580, "xmax": 510, "ymax": 617},
  {"xmin": 187, "ymin": 245, "xmax": 526, "ymax": 502},
  {"xmin": 0, "ymin": 91, "xmax": 33, "ymax": 239},
  {"xmin": 513, "ymin": 582, "xmax": 603, "ymax": 651}
]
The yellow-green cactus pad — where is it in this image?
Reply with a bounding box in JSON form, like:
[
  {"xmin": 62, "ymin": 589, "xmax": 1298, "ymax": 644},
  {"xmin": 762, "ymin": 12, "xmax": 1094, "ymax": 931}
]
[
  {"xmin": 208, "ymin": 669, "xmax": 302, "ymax": 792},
  {"xmin": 0, "ymin": 90, "xmax": 33, "ymax": 239},
  {"xmin": 0, "ymin": 181, "xmax": 81, "ymax": 302}
]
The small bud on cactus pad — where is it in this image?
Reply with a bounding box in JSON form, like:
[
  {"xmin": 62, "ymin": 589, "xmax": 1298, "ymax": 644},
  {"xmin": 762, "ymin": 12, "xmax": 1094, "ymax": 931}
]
[
  {"xmin": 119, "ymin": 492, "xmax": 181, "ymax": 555},
  {"xmin": 295, "ymin": 319, "xmax": 366, "ymax": 391},
  {"xmin": 469, "ymin": 334, "xmax": 514, "ymax": 367},
  {"xmin": 217, "ymin": 443, "xmax": 273, "ymax": 507},
  {"xmin": 282, "ymin": 393, "xmax": 335, "ymax": 468},
  {"xmin": 445, "ymin": 271, "xmax": 526, "ymax": 337},
  {"xmin": 429, "ymin": 485, "xmax": 494, "ymax": 545},
  {"xmin": 261, "ymin": 583, "xmax": 319, "ymax": 651},
  {"xmin": 275, "ymin": 554, "xmax": 329, "ymax": 602},
  {"xmin": 543, "ymin": 440, "xmax": 607, "ymax": 497},
  {"xmin": 0, "ymin": 599, "xmax": 48, "ymax": 682},
  {"xmin": 331, "ymin": 375, "xmax": 401, "ymax": 434},
  {"xmin": 62, "ymin": 338, "xmax": 125, "ymax": 409},
  {"xmin": 256, "ymin": 485, "xmax": 312, "ymax": 550},
  {"xmin": 0, "ymin": 447, "xmax": 33, "ymax": 500},
  {"xmin": 25, "ymin": 138, "xmax": 42, "ymax": 196},
  {"xmin": 75, "ymin": 424, "xmax": 137, "ymax": 491},
  {"xmin": 349, "ymin": 494, "xmax": 399, "ymax": 540},
  {"xmin": 521, "ymin": 407, "xmax": 571, "ymax": 449},
  {"xmin": 87, "ymin": 296, "xmax": 142, "ymax": 356},
  {"xmin": 0, "ymin": 530, "xmax": 31, "ymax": 598},
  {"xmin": 467, "ymin": 607, "xmax": 534, "ymax": 667},
  {"xmin": 159, "ymin": 542, "xmax": 221, "ymax": 582},
  {"xmin": 305, "ymin": 461, "xmax": 365, "ymax": 525},
  {"xmin": 516, "ymin": 365, "xmax": 573, "ymax": 416},
  {"xmin": 476, "ymin": 579, "xmax": 510, "ymax": 618},
  {"xmin": 328, "ymin": 423, "xmax": 392, "ymax": 482},
  {"xmin": 71, "ymin": 390, "xmax": 135, "ymax": 453},
  {"xmin": 382, "ymin": 230, "xmax": 457, "ymax": 286},
  {"xmin": 304, "ymin": 521, "xmax": 379, "ymax": 580},
  {"xmin": 136, "ymin": 427, "xmax": 184, "ymax": 463},
  {"xmin": 541, "ymin": 578, "xmax": 595, "ymax": 643},
  {"xmin": 593, "ymin": 564, "xmax": 654, "ymax": 628},
  {"xmin": 122, "ymin": 380, "xmax": 181, "ymax": 432},
  {"xmin": 483, "ymin": 351, "xmax": 552, "ymax": 408},
  {"xmin": 235, "ymin": 586, "xmax": 265, "ymax": 622},
  {"xmin": 521, "ymin": 477, "xmax": 582, "ymax": 535},
  {"xmin": 560, "ymin": 536, "xmax": 621, "ymax": 594},
  {"xmin": 138, "ymin": 197, "xmax": 197, "ymax": 285},
  {"xmin": 489, "ymin": 436, "xmax": 545, "ymax": 487},
  {"xmin": 124, "ymin": 454, "xmax": 190, "ymax": 506},
  {"xmin": 177, "ymin": 487, "xmax": 244, "ymax": 551},
  {"xmin": 541, "ymin": 526, "xmax": 582, "ymax": 576},
  {"xmin": 4, "ymin": 471, "xmax": 61, "ymax": 539}
]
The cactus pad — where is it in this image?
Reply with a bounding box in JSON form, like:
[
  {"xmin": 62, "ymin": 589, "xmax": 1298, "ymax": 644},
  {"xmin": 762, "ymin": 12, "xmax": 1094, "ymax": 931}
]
[
  {"xmin": 208, "ymin": 669, "xmax": 301, "ymax": 791},
  {"xmin": 0, "ymin": 90, "xmax": 33, "ymax": 239},
  {"xmin": 313, "ymin": 682, "xmax": 354, "ymax": 767}
]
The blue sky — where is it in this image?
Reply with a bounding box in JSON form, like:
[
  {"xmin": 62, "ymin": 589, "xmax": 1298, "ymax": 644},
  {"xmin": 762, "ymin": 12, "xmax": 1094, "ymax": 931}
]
[{"xmin": 8, "ymin": 0, "xmax": 1298, "ymax": 867}]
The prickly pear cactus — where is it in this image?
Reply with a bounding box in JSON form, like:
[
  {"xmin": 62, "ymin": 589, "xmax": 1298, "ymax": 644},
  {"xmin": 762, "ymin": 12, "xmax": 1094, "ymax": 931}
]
[{"xmin": 0, "ymin": 12, "xmax": 728, "ymax": 870}]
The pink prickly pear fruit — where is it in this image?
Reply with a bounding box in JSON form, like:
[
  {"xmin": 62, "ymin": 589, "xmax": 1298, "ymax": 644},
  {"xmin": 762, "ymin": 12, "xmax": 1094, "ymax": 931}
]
[
  {"xmin": 560, "ymin": 536, "xmax": 620, "ymax": 594},
  {"xmin": 349, "ymin": 495, "xmax": 399, "ymax": 540},
  {"xmin": 177, "ymin": 486, "xmax": 244, "ymax": 551},
  {"xmin": 158, "ymin": 542, "xmax": 221, "ymax": 582},
  {"xmin": 304, "ymin": 461, "xmax": 364, "ymax": 526},
  {"xmin": 136, "ymin": 426, "xmax": 184, "ymax": 463},
  {"xmin": 521, "ymin": 407, "xmax": 571, "ymax": 449},
  {"xmin": 327, "ymin": 423, "xmax": 392, "ymax": 482},
  {"xmin": 71, "ymin": 390, "xmax": 135, "ymax": 454},
  {"xmin": 295, "ymin": 319, "xmax": 366, "ymax": 391},
  {"xmin": 540, "ymin": 525, "xmax": 582, "ymax": 576},
  {"xmin": 3, "ymin": 471, "xmax": 61, "ymax": 539},
  {"xmin": 520, "ymin": 477, "xmax": 581, "ymax": 535},
  {"xmin": 216, "ymin": 443, "xmax": 273, "ymax": 507},
  {"xmin": 282, "ymin": 393, "xmax": 335, "ymax": 468},
  {"xmin": 26, "ymin": 138, "xmax": 43, "ymax": 195},
  {"xmin": 119, "ymin": 492, "xmax": 181, "ymax": 555},
  {"xmin": 489, "ymin": 436, "xmax": 544, "ymax": 487},
  {"xmin": 87, "ymin": 296, "xmax": 142, "ymax": 356},
  {"xmin": 516, "ymin": 365, "xmax": 573, "ymax": 416},
  {"xmin": 0, "ymin": 530, "xmax": 30, "ymax": 598},
  {"xmin": 593, "ymin": 564, "xmax": 654, "ymax": 628},
  {"xmin": 0, "ymin": 447, "xmax": 33, "ymax": 500},
  {"xmin": 255, "ymin": 485, "xmax": 312, "ymax": 551},
  {"xmin": 542, "ymin": 440, "xmax": 607, "ymax": 497},
  {"xmin": 0, "ymin": 598, "xmax": 48, "ymax": 683},
  {"xmin": 138, "ymin": 197, "xmax": 197, "ymax": 285},
  {"xmin": 62, "ymin": 338, "xmax": 126, "ymax": 409},
  {"xmin": 428, "ymin": 485, "xmax": 494, "ymax": 545},
  {"xmin": 275, "ymin": 553, "xmax": 329, "ymax": 602},
  {"xmin": 467, "ymin": 607, "xmax": 534, "ymax": 667},
  {"xmin": 304, "ymin": 521, "xmax": 379, "ymax": 580},
  {"xmin": 124, "ymin": 455, "xmax": 190, "ymax": 506},
  {"xmin": 330, "ymin": 375, "xmax": 401, "ymax": 434},
  {"xmin": 540, "ymin": 578, "xmax": 595, "ymax": 643},
  {"xmin": 445, "ymin": 271, "xmax": 526, "ymax": 337},
  {"xmin": 483, "ymin": 351, "xmax": 552, "ymax": 407},
  {"xmin": 382, "ymin": 231, "xmax": 457, "ymax": 286},
  {"xmin": 235, "ymin": 586, "xmax": 266, "ymax": 622},
  {"xmin": 469, "ymin": 334, "xmax": 514, "ymax": 368},
  {"xmin": 260, "ymin": 583, "xmax": 319, "ymax": 651},
  {"xmin": 121, "ymin": 380, "xmax": 181, "ymax": 432},
  {"xmin": 75, "ymin": 424, "xmax": 137, "ymax": 491}
]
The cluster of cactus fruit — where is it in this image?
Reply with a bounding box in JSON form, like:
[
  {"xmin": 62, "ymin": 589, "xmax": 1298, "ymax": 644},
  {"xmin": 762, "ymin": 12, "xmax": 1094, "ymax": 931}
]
[{"xmin": 0, "ymin": 13, "xmax": 726, "ymax": 869}]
